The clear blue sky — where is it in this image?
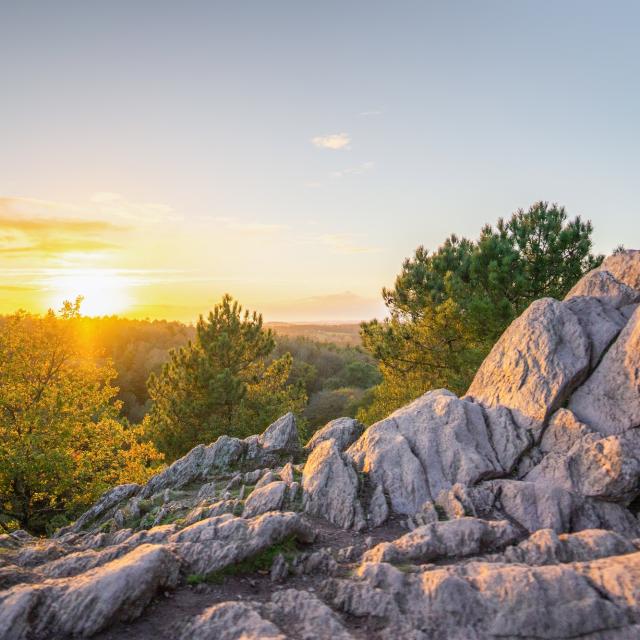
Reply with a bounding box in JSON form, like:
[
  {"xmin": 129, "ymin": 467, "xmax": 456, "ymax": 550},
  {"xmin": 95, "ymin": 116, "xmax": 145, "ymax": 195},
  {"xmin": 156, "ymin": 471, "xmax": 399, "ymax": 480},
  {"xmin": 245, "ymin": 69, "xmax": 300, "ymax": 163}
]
[{"xmin": 1, "ymin": 1, "xmax": 638, "ymax": 320}]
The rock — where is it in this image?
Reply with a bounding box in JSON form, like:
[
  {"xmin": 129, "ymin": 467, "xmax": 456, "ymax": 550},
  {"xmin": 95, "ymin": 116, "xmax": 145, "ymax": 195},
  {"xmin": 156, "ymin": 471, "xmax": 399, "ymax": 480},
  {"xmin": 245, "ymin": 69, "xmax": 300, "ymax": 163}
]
[
  {"xmin": 364, "ymin": 518, "xmax": 521, "ymax": 565},
  {"xmin": 67, "ymin": 483, "xmax": 140, "ymax": 533},
  {"xmin": 466, "ymin": 298, "xmax": 591, "ymax": 435},
  {"xmin": 180, "ymin": 602, "xmax": 285, "ymax": 640},
  {"xmin": 270, "ymin": 553, "xmax": 288, "ymax": 582},
  {"xmin": 255, "ymin": 470, "xmax": 278, "ymax": 489},
  {"xmin": 493, "ymin": 528, "xmax": 639, "ymax": 566},
  {"xmin": 569, "ymin": 305, "xmax": 640, "ymax": 435},
  {"xmin": 563, "ymin": 296, "xmax": 627, "ymax": 367},
  {"xmin": 438, "ymin": 480, "xmax": 640, "ymax": 537},
  {"xmin": 168, "ymin": 512, "xmax": 315, "ymax": 575},
  {"xmin": 140, "ymin": 436, "xmax": 246, "ymax": 499},
  {"xmin": 565, "ymin": 268, "xmax": 640, "ymax": 308},
  {"xmin": 525, "ymin": 428, "xmax": 640, "ymax": 504},
  {"xmin": 598, "ymin": 249, "xmax": 640, "ymax": 290},
  {"xmin": 0, "ymin": 544, "xmax": 181, "ymax": 640},
  {"xmin": 279, "ymin": 461, "xmax": 295, "ymax": 484},
  {"xmin": 257, "ymin": 412, "xmax": 302, "ymax": 455},
  {"xmin": 184, "ymin": 499, "xmax": 239, "ymax": 527},
  {"xmin": 347, "ymin": 390, "xmax": 529, "ymax": 518},
  {"xmin": 305, "ymin": 417, "xmax": 365, "ymax": 453},
  {"xmin": 325, "ymin": 550, "xmax": 640, "ymax": 639},
  {"xmin": 264, "ymin": 589, "xmax": 353, "ymax": 639},
  {"xmin": 367, "ymin": 483, "xmax": 390, "ymax": 528},
  {"xmin": 302, "ymin": 440, "xmax": 365, "ymax": 530},
  {"xmin": 242, "ymin": 481, "xmax": 288, "ymax": 518}
]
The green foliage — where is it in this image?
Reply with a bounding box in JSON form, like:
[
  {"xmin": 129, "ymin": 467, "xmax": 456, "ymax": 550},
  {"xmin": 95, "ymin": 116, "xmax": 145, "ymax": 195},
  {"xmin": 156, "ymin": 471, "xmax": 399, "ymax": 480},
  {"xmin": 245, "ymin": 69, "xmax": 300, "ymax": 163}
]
[
  {"xmin": 0, "ymin": 299, "xmax": 164, "ymax": 533},
  {"xmin": 144, "ymin": 295, "xmax": 307, "ymax": 460},
  {"xmin": 360, "ymin": 202, "xmax": 602, "ymax": 423}
]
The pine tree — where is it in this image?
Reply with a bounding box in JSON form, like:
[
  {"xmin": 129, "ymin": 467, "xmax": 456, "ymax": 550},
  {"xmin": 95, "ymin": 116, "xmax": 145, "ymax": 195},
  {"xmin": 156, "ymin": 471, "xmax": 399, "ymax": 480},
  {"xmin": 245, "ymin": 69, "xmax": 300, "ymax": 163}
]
[{"xmin": 145, "ymin": 295, "xmax": 306, "ymax": 459}]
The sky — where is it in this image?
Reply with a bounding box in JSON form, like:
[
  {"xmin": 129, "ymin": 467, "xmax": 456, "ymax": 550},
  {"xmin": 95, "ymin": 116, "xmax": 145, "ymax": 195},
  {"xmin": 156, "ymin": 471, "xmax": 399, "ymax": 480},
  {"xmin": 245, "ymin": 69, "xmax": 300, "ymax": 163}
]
[{"xmin": 1, "ymin": 1, "xmax": 639, "ymax": 322}]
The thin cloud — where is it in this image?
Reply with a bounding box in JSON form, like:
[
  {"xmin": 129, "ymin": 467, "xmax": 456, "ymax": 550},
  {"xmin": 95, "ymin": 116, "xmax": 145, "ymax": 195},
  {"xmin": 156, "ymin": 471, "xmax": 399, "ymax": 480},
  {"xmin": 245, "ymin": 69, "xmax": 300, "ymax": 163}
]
[
  {"xmin": 318, "ymin": 233, "xmax": 382, "ymax": 255},
  {"xmin": 359, "ymin": 110, "xmax": 383, "ymax": 116},
  {"xmin": 311, "ymin": 133, "xmax": 351, "ymax": 150}
]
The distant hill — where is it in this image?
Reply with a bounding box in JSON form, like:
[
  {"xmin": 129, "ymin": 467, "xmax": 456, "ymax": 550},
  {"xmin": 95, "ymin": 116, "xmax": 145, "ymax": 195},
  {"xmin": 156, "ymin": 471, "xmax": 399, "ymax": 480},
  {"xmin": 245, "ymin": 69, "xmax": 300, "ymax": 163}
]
[{"xmin": 265, "ymin": 322, "xmax": 361, "ymax": 346}]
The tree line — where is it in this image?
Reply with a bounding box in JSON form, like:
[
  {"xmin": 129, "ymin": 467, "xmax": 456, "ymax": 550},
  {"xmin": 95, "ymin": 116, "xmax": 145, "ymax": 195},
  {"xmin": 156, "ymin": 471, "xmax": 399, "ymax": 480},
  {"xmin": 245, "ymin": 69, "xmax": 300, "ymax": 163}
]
[{"xmin": 0, "ymin": 201, "xmax": 603, "ymax": 533}]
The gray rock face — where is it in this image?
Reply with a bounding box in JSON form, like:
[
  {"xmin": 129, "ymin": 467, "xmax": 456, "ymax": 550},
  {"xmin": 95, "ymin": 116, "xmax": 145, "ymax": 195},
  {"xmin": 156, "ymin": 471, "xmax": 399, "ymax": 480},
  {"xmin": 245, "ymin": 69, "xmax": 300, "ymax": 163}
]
[
  {"xmin": 565, "ymin": 268, "xmax": 640, "ymax": 308},
  {"xmin": 0, "ymin": 544, "xmax": 181, "ymax": 640},
  {"xmin": 63, "ymin": 483, "xmax": 140, "ymax": 534},
  {"xmin": 242, "ymin": 481, "xmax": 288, "ymax": 518},
  {"xmin": 168, "ymin": 512, "xmax": 315, "ymax": 575},
  {"xmin": 492, "ymin": 528, "xmax": 639, "ymax": 566},
  {"xmin": 437, "ymin": 480, "xmax": 640, "ymax": 537},
  {"xmin": 466, "ymin": 298, "xmax": 591, "ymax": 434},
  {"xmin": 598, "ymin": 249, "xmax": 640, "ymax": 290},
  {"xmin": 180, "ymin": 601, "xmax": 285, "ymax": 640},
  {"xmin": 364, "ymin": 518, "xmax": 521, "ymax": 565},
  {"xmin": 325, "ymin": 550, "xmax": 640, "ymax": 639},
  {"xmin": 302, "ymin": 440, "xmax": 365, "ymax": 530},
  {"xmin": 347, "ymin": 390, "xmax": 530, "ymax": 517},
  {"xmin": 525, "ymin": 427, "xmax": 640, "ymax": 504},
  {"xmin": 305, "ymin": 417, "xmax": 365, "ymax": 453},
  {"xmin": 181, "ymin": 590, "xmax": 353, "ymax": 640},
  {"xmin": 569, "ymin": 305, "xmax": 640, "ymax": 435},
  {"xmin": 257, "ymin": 412, "xmax": 301, "ymax": 454}
]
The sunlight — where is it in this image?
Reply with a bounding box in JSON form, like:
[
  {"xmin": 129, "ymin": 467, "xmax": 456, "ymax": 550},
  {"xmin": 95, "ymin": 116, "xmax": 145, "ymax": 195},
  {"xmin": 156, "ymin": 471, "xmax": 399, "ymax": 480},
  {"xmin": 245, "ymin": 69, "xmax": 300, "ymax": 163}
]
[{"xmin": 46, "ymin": 269, "xmax": 133, "ymax": 316}]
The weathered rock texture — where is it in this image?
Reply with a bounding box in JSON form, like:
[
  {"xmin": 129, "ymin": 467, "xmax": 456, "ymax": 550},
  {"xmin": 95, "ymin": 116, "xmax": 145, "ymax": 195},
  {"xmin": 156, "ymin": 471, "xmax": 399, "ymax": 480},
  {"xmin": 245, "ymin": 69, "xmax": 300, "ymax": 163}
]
[{"xmin": 3, "ymin": 249, "xmax": 640, "ymax": 639}]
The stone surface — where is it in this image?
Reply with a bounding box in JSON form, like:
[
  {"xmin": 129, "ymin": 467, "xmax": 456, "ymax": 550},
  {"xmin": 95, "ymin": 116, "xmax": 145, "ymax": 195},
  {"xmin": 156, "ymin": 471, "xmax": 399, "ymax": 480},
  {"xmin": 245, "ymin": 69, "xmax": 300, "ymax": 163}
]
[
  {"xmin": 305, "ymin": 417, "xmax": 365, "ymax": 453},
  {"xmin": 364, "ymin": 518, "xmax": 521, "ymax": 565},
  {"xmin": 492, "ymin": 528, "xmax": 639, "ymax": 566},
  {"xmin": 525, "ymin": 428, "xmax": 640, "ymax": 504},
  {"xmin": 437, "ymin": 480, "xmax": 640, "ymax": 537},
  {"xmin": 302, "ymin": 440, "xmax": 365, "ymax": 530},
  {"xmin": 325, "ymin": 550, "xmax": 640, "ymax": 639},
  {"xmin": 598, "ymin": 249, "xmax": 640, "ymax": 290},
  {"xmin": 569, "ymin": 305, "xmax": 640, "ymax": 435},
  {"xmin": 347, "ymin": 390, "xmax": 530, "ymax": 517},
  {"xmin": 0, "ymin": 544, "xmax": 180, "ymax": 640},
  {"xmin": 565, "ymin": 268, "xmax": 640, "ymax": 308},
  {"xmin": 168, "ymin": 512, "xmax": 315, "ymax": 575},
  {"xmin": 242, "ymin": 481, "xmax": 288, "ymax": 518},
  {"xmin": 466, "ymin": 297, "xmax": 591, "ymax": 434}
]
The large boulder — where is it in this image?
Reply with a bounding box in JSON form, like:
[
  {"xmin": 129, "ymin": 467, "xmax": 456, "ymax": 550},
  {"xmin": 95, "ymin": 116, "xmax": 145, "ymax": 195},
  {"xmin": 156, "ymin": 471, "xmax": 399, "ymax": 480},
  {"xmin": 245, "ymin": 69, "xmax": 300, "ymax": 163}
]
[
  {"xmin": 324, "ymin": 550, "xmax": 640, "ymax": 639},
  {"xmin": 466, "ymin": 298, "xmax": 591, "ymax": 435},
  {"xmin": 167, "ymin": 512, "xmax": 315, "ymax": 575},
  {"xmin": 0, "ymin": 544, "xmax": 181, "ymax": 640},
  {"xmin": 565, "ymin": 268, "xmax": 640, "ymax": 308},
  {"xmin": 302, "ymin": 440, "xmax": 365, "ymax": 530},
  {"xmin": 346, "ymin": 390, "xmax": 529, "ymax": 518},
  {"xmin": 598, "ymin": 249, "xmax": 640, "ymax": 290},
  {"xmin": 305, "ymin": 417, "xmax": 364, "ymax": 453},
  {"xmin": 569, "ymin": 305, "xmax": 640, "ymax": 435},
  {"xmin": 437, "ymin": 480, "xmax": 640, "ymax": 537},
  {"xmin": 525, "ymin": 428, "xmax": 640, "ymax": 504},
  {"xmin": 364, "ymin": 518, "xmax": 521, "ymax": 565}
]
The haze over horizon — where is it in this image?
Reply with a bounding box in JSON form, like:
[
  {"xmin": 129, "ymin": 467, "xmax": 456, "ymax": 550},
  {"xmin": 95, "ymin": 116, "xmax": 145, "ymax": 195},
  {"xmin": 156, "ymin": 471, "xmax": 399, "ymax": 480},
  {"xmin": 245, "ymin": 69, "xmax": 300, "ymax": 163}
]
[{"xmin": 1, "ymin": 1, "xmax": 639, "ymax": 322}]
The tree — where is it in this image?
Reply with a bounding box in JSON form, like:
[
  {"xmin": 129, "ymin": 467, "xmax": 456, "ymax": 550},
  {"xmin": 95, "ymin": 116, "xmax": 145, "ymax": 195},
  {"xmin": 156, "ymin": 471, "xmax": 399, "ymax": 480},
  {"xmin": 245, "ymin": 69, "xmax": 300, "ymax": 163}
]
[
  {"xmin": 359, "ymin": 202, "xmax": 602, "ymax": 424},
  {"xmin": 0, "ymin": 299, "xmax": 163, "ymax": 534},
  {"xmin": 144, "ymin": 295, "xmax": 306, "ymax": 459}
]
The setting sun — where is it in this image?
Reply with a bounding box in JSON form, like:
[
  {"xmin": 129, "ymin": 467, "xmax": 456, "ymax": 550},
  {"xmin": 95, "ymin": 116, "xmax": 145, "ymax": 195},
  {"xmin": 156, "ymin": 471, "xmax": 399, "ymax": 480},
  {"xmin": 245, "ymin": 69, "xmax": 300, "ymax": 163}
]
[{"xmin": 46, "ymin": 269, "xmax": 133, "ymax": 316}]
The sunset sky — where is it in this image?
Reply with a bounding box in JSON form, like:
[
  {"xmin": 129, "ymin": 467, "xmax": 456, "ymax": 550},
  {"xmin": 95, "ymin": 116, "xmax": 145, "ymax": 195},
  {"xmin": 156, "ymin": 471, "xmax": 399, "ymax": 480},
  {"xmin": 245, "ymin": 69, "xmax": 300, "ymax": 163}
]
[{"xmin": 1, "ymin": 1, "xmax": 639, "ymax": 321}]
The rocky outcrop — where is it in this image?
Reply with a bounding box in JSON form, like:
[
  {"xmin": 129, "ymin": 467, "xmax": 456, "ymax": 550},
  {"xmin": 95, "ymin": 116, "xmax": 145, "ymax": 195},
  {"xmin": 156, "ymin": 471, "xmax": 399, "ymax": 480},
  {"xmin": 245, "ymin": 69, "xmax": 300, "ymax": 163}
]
[
  {"xmin": 569, "ymin": 305, "xmax": 640, "ymax": 435},
  {"xmin": 346, "ymin": 390, "xmax": 530, "ymax": 515},
  {"xmin": 363, "ymin": 518, "xmax": 521, "ymax": 564},
  {"xmin": 466, "ymin": 297, "xmax": 591, "ymax": 434},
  {"xmin": 305, "ymin": 417, "xmax": 364, "ymax": 452},
  {"xmin": 4, "ymin": 249, "xmax": 640, "ymax": 639},
  {"xmin": 302, "ymin": 440, "xmax": 365, "ymax": 530}
]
